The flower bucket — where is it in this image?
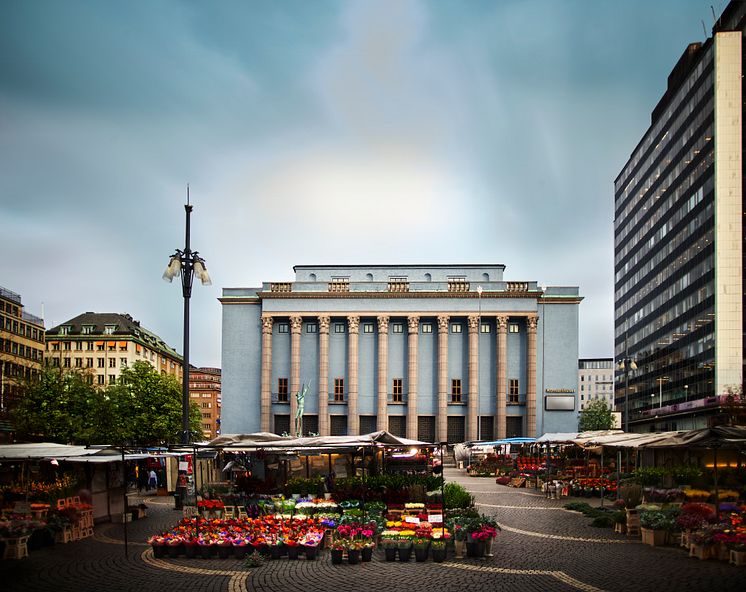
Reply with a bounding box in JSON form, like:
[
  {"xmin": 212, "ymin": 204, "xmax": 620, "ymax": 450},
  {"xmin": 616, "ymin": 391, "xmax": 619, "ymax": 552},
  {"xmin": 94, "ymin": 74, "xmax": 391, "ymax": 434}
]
[
  {"xmin": 432, "ymin": 547, "xmax": 447, "ymax": 563},
  {"xmin": 485, "ymin": 537, "xmax": 494, "ymax": 557},
  {"xmin": 384, "ymin": 547, "xmax": 398, "ymax": 561},
  {"xmin": 217, "ymin": 543, "xmax": 232, "ymax": 559},
  {"xmin": 397, "ymin": 545, "xmax": 413, "ymax": 562},
  {"xmin": 184, "ymin": 543, "xmax": 198, "ymax": 559},
  {"xmin": 199, "ymin": 544, "xmax": 212, "ymax": 559},
  {"xmin": 361, "ymin": 546, "xmax": 373, "ymax": 562},
  {"xmin": 347, "ymin": 549, "xmax": 361, "ymax": 564},
  {"xmin": 330, "ymin": 548, "xmax": 344, "ymax": 564},
  {"xmin": 167, "ymin": 543, "xmax": 183, "ymax": 558},
  {"xmin": 304, "ymin": 545, "xmax": 318, "ymax": 560},
  {"xmin": 287, "ymin": 545, "xmax": 300, "ymax": 559},
  {"xmin": 466, "ymin": 541, "xmax": 485, "ymax": 558},
  {"xmin": 233, "ymin": 544, "xmax": 248, "ymax": 560},
  {"xmin": 270, "ymin": 545, "xmax": 282, "ymax": 560},
  {"xmin": 152, "ymin": 544, "xmax": 167, "ymax": 559},
  {"xmin": 414, "ymin": 545, "xmax": 429, "ymax": 562}
]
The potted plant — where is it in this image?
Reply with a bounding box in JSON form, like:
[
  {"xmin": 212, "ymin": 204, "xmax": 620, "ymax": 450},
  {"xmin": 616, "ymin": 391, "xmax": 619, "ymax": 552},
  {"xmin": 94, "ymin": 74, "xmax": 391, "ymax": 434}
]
[
  {"xmin": 330, "ymin": 539, "xmax": 346, "ymax": 564},
  {"xmin": 232, "ymin": 538, "xmax": 249, "ymax": 560},
  {"xmin": 639, "ymin": 510, "xmax": 672, "ymax": 546},
  {"xmin": 397, "ymin": 538, "xmax": 413, "ymax": 562},
  {"xmin": 381, "ymin": 537, "xmax": 398, "ymax": 561},
  {"xmin": 413, "ymin": 537, "xmax": 430, "ymax": 562},
  {"xmin": 431, "ymin": 539, "xmax": 447, "ymax": 562}
]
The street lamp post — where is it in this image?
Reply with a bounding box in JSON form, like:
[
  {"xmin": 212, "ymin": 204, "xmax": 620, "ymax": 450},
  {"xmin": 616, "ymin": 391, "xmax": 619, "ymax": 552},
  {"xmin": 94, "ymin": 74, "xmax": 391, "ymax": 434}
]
[
  {"xmin": 477, "ymin": 286, "xmax": 482, "ymax": 441},
  {"xmin": 163, "ymin": 196, "xmax": 212, "ymax": 446}
]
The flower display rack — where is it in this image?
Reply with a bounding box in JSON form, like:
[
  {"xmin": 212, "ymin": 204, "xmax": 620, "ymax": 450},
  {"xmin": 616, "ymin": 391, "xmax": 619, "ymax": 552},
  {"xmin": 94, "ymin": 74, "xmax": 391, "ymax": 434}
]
[
  {"xmin": 2, "ymin": 535, "xmax": 30, "ymax": 560},
  {"xmin": 729, "ymin": 550, "xmax": 746, "ymax": 567}
]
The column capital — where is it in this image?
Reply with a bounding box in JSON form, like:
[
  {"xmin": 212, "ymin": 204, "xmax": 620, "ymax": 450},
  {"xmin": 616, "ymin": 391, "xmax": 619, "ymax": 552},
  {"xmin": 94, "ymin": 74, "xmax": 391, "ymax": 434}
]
[
  {"xmin": 437, "ymin": 315, "xmax": 450, "ymax": 333},
  {"xmin": 407, "ymin": 315, "xmax": 420, "ymax": 333},
  {"xmin": 527, "ymin": 315, "xmax": 538, "ymax": 332},
  {"xmin": 290, "ymin": 316, "xmax": 303, "ymax": 333},
  {"xmin": 318, "ymin": 315, "xmax": 330, "ymax": 334},
  {"xmin": 377, "ymin": 315, "xmax": 390, "ymax": 332},
  {"xmin": 497, "ymin": 315, "xmax": 509, "ymax": 332},
  {"xmin": 348, "ymin": 315, "xmax": 360, "ymax": 334},
  {"xmin": 468, "ymin": 315, "xmax": 479, "ymax": 333},
  {"xmin": 261, "ymin": 316, "xmax": 274, "ymax": 335}
]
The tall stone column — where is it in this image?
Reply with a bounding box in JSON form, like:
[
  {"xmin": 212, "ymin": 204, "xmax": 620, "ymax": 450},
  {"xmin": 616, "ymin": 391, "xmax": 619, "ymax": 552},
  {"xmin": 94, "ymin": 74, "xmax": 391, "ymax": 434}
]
[
  {"xmin": 260, "ymin": 316, "xmax": 273, "ymax": 433},
  {"xmin": 406, "ymin": 316, "xmax": 420, "ymax": 439},
  {"xmin": 526, "ymin": 315, "xmax": 538, "ymax": 437},
  {"xmin": 347, "ymin": 316, "xmax": 360, "ymax": 435},
  {"xmin": 496, "ymin": 315, "xmax": 508, "ymax": 439},
  {"xmin": 467, "ymin": 315, "xmax": 479, "ymax": 441},
  {"xmin": 377, "ymin": 316, "xmax": 390, "ymax": 433},
  {"xmin": 290, "ymin": 316, "xmax": 302, "ymax": 435},
  {"xmin": 437, "ymin": 315, "xmax": 449, "ymax": 443},
  {"xmin": 318, "ymin": 316, "xmax": 330, "ymax": 436}
]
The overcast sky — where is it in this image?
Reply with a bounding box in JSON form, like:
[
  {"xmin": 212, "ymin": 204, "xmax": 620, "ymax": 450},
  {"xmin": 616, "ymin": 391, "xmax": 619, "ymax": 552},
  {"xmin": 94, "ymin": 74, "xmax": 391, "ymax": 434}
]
[{"xmin": 1, "ymin": 0, "xmax": 719, "ymax": 367}]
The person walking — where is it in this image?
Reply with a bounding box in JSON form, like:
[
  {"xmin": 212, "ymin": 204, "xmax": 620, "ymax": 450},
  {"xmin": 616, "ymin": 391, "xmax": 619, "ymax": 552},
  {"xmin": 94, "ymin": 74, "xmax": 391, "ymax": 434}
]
[{"xmin": 148, "ymin": 469, "xmax": 158, "ymax": 491}]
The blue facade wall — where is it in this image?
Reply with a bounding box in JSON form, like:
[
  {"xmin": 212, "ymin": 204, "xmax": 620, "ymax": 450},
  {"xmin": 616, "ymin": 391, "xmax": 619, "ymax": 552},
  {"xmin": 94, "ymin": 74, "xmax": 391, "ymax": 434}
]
[
  {"xmin": 537, "ymin": 302, "xmax": 580, "ymax": 435},
  {"xmin": 221, "ymin": 301, "xmax": 261, "ymax": 433}
]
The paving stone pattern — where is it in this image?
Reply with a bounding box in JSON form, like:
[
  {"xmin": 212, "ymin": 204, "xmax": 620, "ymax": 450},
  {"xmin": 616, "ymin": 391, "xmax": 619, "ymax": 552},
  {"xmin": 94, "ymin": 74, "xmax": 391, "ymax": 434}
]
[{"xmin": 1, "ymin": 469, "xmax": 744, "ymax": 592}]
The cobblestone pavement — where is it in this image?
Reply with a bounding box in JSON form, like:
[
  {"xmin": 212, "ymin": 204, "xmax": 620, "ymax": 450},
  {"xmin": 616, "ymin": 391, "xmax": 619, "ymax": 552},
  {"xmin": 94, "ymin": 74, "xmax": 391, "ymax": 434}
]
[{"xmin": 2, "ymin": 469, "xmax": 745, "ymax": 592}]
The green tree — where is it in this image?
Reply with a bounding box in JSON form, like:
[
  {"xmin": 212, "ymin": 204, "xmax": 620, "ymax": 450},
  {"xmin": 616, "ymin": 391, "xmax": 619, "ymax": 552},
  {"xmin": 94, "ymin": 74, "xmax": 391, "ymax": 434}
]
[
  {"xmin": 578, "ymin": 399, "xmax": 614, "ymax": 431},
  {"xmin": 12, "ymin": 361, "xmax": 202, "ymax": 445},
  {"xmin": 105, "ymin": 361, "xmax": 202, "ymax": 445},
  {"xmin": 12, "ymin": 364, "xmax": 96, "ymax": 443}
]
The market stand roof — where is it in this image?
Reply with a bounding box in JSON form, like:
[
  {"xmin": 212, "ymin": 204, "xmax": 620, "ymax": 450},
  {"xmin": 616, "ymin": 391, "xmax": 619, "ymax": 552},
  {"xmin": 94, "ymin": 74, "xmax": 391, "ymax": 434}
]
[
  {"xmin": 0, "ymin": 442, "xmax": 181, "ymax": 463},
  {"xmin": 643, "ymin": 425, "xmax": 746, "ymax": 449},
  {"xmin": 201, "ymin": 430, "xmax": 435, "ymax": 453}
]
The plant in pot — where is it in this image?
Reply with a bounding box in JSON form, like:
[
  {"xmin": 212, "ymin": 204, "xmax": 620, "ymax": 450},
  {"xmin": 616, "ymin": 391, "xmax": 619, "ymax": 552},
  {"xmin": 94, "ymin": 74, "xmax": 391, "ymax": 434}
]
[
  {"xmin": 330, "ymin": 539, "xmax": 347, "ymax": 565},
  {"xmin": 381, "ymin": 536, "xmax": 399, "ymax": 561},
  {"xmin": 639, "ymin": 510, "xmax": 673, "ymax": 546},
  {"xmin": 431, "ymin": 538, "xmax": 448, "ymax": 562},
  {"xmin": 412, "ymin": 537, "xmax": 430, "ymax": 562},
  {"xmin": 397, "ymin": 536, "xmax": 414, "ymax": 562}
]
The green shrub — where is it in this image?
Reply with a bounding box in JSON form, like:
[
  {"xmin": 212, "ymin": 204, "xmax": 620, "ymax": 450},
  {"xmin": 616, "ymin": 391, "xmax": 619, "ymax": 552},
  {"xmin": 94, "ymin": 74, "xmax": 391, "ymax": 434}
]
[{"xmin": 444, "ymin": 482, "xmax": 475, "ymax": 509}]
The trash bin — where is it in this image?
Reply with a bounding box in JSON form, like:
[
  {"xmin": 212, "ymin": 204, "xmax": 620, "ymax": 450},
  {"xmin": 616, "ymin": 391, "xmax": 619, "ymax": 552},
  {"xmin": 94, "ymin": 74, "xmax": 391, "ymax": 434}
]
[{"xmin": 174, "ymin": 488, "xmax": 185, "ymax": 510}]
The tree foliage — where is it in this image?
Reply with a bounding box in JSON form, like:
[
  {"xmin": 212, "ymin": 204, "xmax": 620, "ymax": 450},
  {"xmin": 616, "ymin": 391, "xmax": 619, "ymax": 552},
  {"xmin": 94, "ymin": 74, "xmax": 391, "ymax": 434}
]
[
  {"xmin": 578, "ymin": 399, "xmax": 614, "ymax": 431},
  {"xmin": 12, "ymin": 361, "xmax": 202, "ymax": 445}
]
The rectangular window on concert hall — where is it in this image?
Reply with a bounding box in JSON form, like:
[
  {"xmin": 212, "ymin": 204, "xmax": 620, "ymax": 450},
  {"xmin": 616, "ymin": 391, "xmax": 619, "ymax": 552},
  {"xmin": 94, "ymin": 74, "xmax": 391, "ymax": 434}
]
[
  {"xmin": 334, "ymin": 378, "xmax": 345, "ymax": 401},
  {"xmin": 392, "ymin": 378, "xmax": 403, "ymax": 402},
  {"xmin": 509, "ymin": 379, "xmax": 519, "ymax": 404},
  {"xmin": 451, "ymin": 379, "xmax": 462, "ymax": 403},
  {"xmin": 278, "ymin": 323, "xmax": 289, "ymax": 333},
  {"xmin": 451, "ymin": 324, "xmax": 462, "ymax": 333},
  {"xmin": 509, "ymin": 323, "xmax": 519, "ymax": 333},
  {"xmin": 335, "ymin": 323, "xmax": 345, "ymax": 333},
  {"xmin": 306, "ymin": 323, "xmax": 317, "ymax": 333},
  {"xmin": 363, "ymin": 323, "xmax": 374, "ymax": 333},
  {"xmin": 278, "ymin": 377, "xmax": 288, "ymax": 402},
  {"xmin": 392, "ymin": 323, "xmax": 403, "ymax": 333},
  {"xmin": 421, "ymin": 323, "xmax": 432, "ymax": 333}
]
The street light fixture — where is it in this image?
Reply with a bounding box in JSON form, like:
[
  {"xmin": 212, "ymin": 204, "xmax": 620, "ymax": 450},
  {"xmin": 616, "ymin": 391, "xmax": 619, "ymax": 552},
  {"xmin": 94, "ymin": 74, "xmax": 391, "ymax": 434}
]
[{"xmin": 163, "ymin": 195, "xmax": 212, "ymax": 445}]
